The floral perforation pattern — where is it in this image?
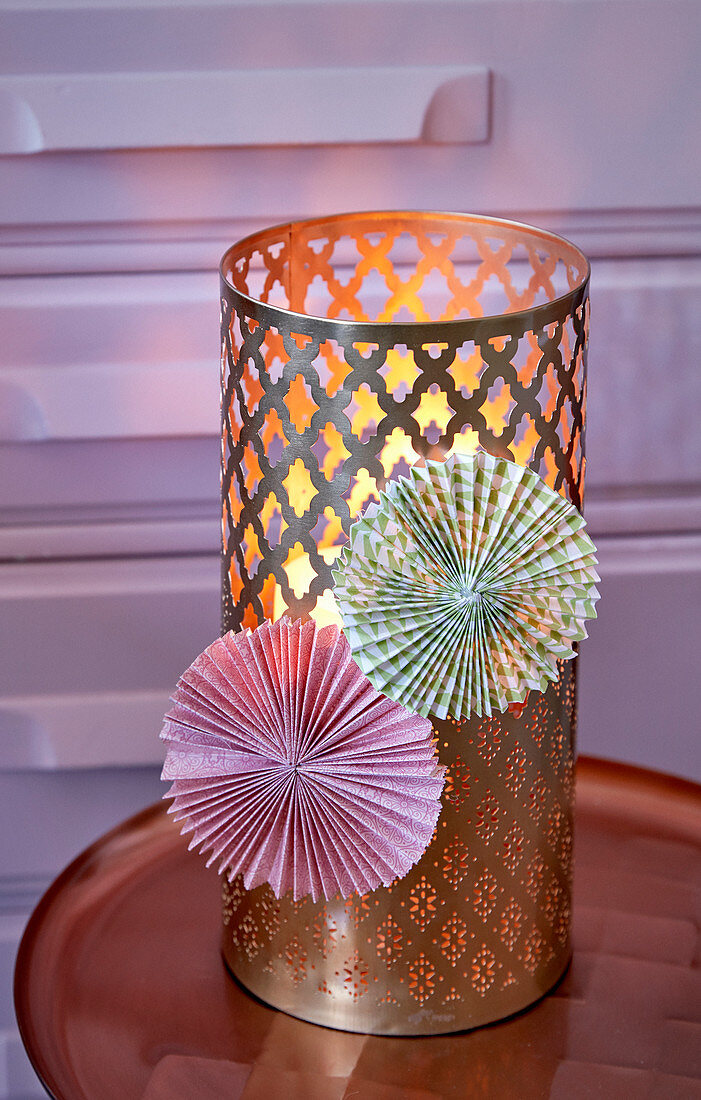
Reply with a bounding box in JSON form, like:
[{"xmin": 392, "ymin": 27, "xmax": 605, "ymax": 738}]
[
  {"xmin": 408, "ymin": 875, "xmax": 441, "ymax": 931},
  {"xmin": 343, "ymin": 951, "xmax": 370, "ymax": 1002},
  {"xmin": 222, "ymin": 662, "xmax": 577, "ymax": 1033},
  {"xmin": 408, "ymin": 953, "xmax": 437, "ymax": 1005},
  {"xmin": 376, "ymin": 914, "xmax": 403, "ymax": 969}
]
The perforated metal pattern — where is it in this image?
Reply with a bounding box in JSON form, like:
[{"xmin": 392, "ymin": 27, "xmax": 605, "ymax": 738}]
[
  {"xmin": 223, "ymin": 662, "xmax": 575, "ymax": 1034},
  {"xmin": 219, "ymin": 212, "xmax": 589, "ymax": 1032}
]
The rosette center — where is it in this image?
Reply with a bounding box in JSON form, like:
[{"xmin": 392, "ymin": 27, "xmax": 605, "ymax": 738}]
[{"xmin": 458, "ymin": 583, "xmax": 482, "ymax": 604}]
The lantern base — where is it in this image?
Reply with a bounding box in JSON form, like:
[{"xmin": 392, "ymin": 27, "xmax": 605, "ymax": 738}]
[{"xmin": 221, "ymin": 942, "xmax": 571, "ymax": 1036}]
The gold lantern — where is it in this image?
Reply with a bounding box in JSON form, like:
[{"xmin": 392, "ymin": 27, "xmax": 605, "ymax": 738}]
[{"xmin": 219, "ymin": 211, "xmax": 589, "ymax": 1034}]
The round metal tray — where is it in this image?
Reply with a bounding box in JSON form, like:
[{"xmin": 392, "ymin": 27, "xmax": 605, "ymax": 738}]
[{"xmin": 15, "ymin": 757, "xmax": 701, "ymax": 1099}]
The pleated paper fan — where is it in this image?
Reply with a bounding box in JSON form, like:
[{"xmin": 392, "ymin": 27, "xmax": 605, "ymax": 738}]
[
  {"xmin": 160, "ymin": 618, "xmax": 445, "ymax": 901},
  {"xmin": 332, "ymin": 451, "xmax": 600, "ymax": 721}
]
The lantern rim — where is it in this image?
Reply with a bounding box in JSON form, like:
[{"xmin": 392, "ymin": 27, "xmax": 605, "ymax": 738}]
[{"xmin": 220, "ymin": 209, "xmax": 590, "ymax": 331}]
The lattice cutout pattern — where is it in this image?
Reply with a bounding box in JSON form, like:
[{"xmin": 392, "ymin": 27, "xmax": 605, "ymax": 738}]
[
  {"xmin": 219, "ymin": 212, "xmax": 589, "ymax": 1032},
  {"xmin": 222, "ymin": 662, "xmax": 577, "ymax": 1034},
  {"xmin": 221, "ymin": 214, "xmax": 588, "ymax": 633}
]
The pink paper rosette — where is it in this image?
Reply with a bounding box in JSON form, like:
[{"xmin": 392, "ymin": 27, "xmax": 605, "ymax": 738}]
[{"xmin": 161, "ymin": 618, "xmax": 445, "ymax": 901}]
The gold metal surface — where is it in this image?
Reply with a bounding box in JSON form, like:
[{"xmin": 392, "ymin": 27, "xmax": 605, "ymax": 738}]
[{"xmin": 219, "ymin": 211, "xmax": 589, "ymax": 1033}]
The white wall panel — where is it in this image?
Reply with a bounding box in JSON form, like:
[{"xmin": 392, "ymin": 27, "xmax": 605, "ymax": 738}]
[
  {"xmin": 586, "ymin": 257, "xmax": 701, "ymax": 488},
  {"xmin": 0, "ymin": 438, "xmax": 219, "ymax": 524},
  {"xmin": 0, "ymin": 556, "xmax": 219, "ymax": 698},
  {"xmin": 578, "ymin": 535, "xmax": 701, "ymax": 782},
  {"xmin": 0, "ymin": 1, "xmax": 699, "ymax": 212}
]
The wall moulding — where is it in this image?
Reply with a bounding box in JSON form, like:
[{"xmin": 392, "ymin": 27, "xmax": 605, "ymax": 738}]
[
  {"xmin": 0, "ymin": 535, "xmax": 697, "ymax": 777},
  {"xmin": 2, "ymin": 256, "xmax": 699, "ymax": 489},
  {"xmin": 0, "ymin": 209, "xmax": 700, "ymax": 277},
  {"xmin": 1, "ymin": 485, "xmax": 700, "ymax": 564}
]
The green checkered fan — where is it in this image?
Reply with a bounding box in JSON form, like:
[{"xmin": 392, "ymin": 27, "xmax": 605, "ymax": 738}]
[{"xmin": 333, "ymin": 451, "xmax": 600, "ymax": 721}]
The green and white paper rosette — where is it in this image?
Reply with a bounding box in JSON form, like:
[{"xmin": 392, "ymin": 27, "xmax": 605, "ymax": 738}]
[{"xmin": 333, "ymin": 452, "xmax": 600, "ymax": 720}]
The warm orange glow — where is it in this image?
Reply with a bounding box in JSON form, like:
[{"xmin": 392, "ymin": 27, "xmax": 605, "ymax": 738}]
[
  {"xmin": 218, "ymin": 213, "xmax": 587, "ymax": 1022},
  {"xmin": 241, "ymin": 522, "xmax": 263, "ymax": 577},
  {"xmin": 228, "ymin": 558, "xmax": 244, "ymax": 604},
  {"xmin": 349, "ymin": 383, "xmax": 385, "ymax": 440},
  {"xmin": 447, "ymin": 347, "xmax": 482, "ymax": 397},
  {"xmin": 479, "ymin": 381, "xmax": 514, "ymax": 437},
  {"xmin": 259, "ymin": 572, "xmax": 289, "ymax": 621},
  {"xmin": 282, "ymin": 459, "xmax": 318, "ymax": 517},
  {"xmin": 379, "ymin": 426, "xmax": 420, "ymax": 477},
  {"xmin": 241, "ymin": 443, "xmax": 263, "ymax": 495},
  {"xmin": 258, "ymin": 407, "xmax": 288, "ymax": 455},
  {"xmin": 259, "ymin": 492, "xmax": 288, "ymax": 547},
  {"xmin": 284, "ymin": 373, "xmax": 319, "ymax": 434},
  {"xmin": 282, "ymin": 542, "xmax": 316, "ymax": 599},
  {"xmin": 228, "ymin": 315, "xmax": 241, "ymax": 364},
  {"xmin": 227, "ymin": 478, "xmax": 243, "ymax": 525},
  {"xmin": 380, "ymin": 281, "xmax": 430, "ymax": 323},
  {"xmin": 289, "ymin": 331, "xmax": 314, "ymax": 352},
  {"xmin": 421, "ymin": 341, "xmax": 450, "ymax": 358},
  {"xmin": 414, "ymin": 385, "xmax": 455, "ymax": 437},
  {"xmin": 539, "ymin": 363, "xmax": 559, "ymax": 421},
  {"xmin": 488, "ymin": 334, "xmax": 510, "ymax": 353},
  {"xmin": 517, "ymin": 333, "xmax": 540, "ymax": 387},
  {"xmin": 380, "ymin": 347, "xmax": 421, "ymax": 396},
  {"xmin": 309, "ymin": 589, "xmax": 343, "ymax": 630},
  {"xmin": 510, "ymin": 413, "xmax": 539, "ymax": 467},
  {"xmin": 241, "ymin": 360, "xmax": 264, "ymax": 415},
  {"xmin": 542, "ymin": 446, "xmax": 560, "ymax": 491},
  {"xmin": 260, "ymin": 327, "xmax": 289, "ymax": 382},
  {"xmin": 227, "ymin": 392, "xmax": 242, "ymax": 445},
  {"xmin": 446, "ymin": 426, "xmax": 480, "ymax": 458},
  {"xmin": 352, "ymin": 340, "xmax": 380, "ymax": 359},
  {"xmin": 241, "ymin": 602, "xmax": 258, "ymax": 630},
  {"xmin": 311, "ymin": 506, "xmax": 346, "ymax": 564},
  {"xmin": 570, "ymin": 442, "xmax": 581, "ymax": 488},
  {"xmin": 346, "ymin": 468, "xmax": 380, "ymax": 518},
  {"xmin": 315, "ymin": 339, "xmax": 351, "ymax": 397},
  {"xmin": 314, "ymin": 423, "xmax": 351, "ymax": 480}
]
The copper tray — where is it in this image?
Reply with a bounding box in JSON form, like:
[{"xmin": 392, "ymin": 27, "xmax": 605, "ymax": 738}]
[{"xmin": 15, "ymin": 757, "xmax": 701, "ymax": 1099}]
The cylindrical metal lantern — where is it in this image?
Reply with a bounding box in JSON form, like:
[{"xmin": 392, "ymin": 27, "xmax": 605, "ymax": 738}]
[{"xmin": 219, "ymin": 212, "xmax": 589, "ymax": 1034}]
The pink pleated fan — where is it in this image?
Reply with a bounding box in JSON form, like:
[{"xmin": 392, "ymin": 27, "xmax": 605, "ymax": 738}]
[{"xmin": 161, "ymin": 618, "xmax": 445, "ymax": 901}]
